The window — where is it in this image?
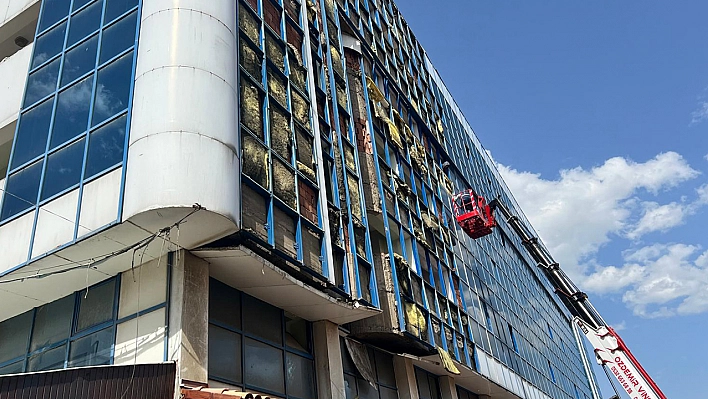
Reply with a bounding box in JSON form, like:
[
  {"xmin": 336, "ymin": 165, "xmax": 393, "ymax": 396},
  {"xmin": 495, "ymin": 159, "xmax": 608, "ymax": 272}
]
[
  {"xmin": 341, "ymin": 338, "xmax": 398, "ymax": 399},
  {"xmin": 0, "ymin": 277, "xmax": 117, "ymax": 374},
  {"xmin": 1, "ymin": 0, "xmax": 139, "ymax": 223},
  {"xmin": 456, "ymin": 386, "xmax": 479, "ymax": 399},
  {"xmin": 414, "ymin": 367, "xmax": 441, "ymax": 399},
  {"xmin": 208, "ymin": 279, "xmax": 316, "ymax": 399}
]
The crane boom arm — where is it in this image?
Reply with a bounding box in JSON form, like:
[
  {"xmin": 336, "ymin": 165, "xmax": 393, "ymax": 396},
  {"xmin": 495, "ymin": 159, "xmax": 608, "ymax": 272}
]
[{"xmin": 488, "ymin": 199, "xmax": 668, "ymax": 399}]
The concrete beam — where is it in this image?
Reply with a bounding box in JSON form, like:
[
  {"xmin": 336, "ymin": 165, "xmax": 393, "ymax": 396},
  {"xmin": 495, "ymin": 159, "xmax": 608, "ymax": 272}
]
[
  {"xmin": 313, "ymin": 321, "xmax": 346, "ymax": 399},
  {"xmin": 393, "ymin": 356, "xmax": 420, "ymax": 399},
  {"xmin": 440, "ymin": 375, "xmax": 459, "ymax": 399}
]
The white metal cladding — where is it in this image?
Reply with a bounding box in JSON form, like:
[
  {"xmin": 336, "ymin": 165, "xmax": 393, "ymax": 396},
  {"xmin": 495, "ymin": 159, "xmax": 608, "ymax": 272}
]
[{"xmin": 123, "ymin": 0, "xmax": 240, "ymax": 232}]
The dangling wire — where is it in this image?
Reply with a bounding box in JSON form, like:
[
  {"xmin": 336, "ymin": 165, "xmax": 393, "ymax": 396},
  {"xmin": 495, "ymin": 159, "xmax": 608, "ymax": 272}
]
[{"xmin": 602, "ymin": 364, "xmax": 622, "ymax": 399}]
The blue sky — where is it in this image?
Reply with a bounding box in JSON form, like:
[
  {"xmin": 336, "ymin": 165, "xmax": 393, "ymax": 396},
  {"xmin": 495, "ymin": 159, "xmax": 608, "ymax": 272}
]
[{"xmin": 395, "ymin": 1, "xmax": 708, "ymax": 398}]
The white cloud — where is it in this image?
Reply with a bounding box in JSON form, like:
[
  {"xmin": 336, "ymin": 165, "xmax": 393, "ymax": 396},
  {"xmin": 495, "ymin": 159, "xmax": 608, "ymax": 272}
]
[
  {"xmin": 497, "ymin": 152, "xmax": 699, "ymax": 279},
  {"xmin": 497, "ymin": 152, "xmax": 708, "ymax": 317},
  {"xmin": 691, "ymin": 102, "xmax": 708, "ymax": 125}
]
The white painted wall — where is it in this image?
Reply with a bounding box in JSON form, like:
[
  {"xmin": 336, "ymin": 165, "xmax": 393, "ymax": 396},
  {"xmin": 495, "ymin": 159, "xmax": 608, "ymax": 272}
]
[
  {"xmin": 123, "ymin": 0, "xmax": 240, "ymax": 240},
  {"xmin": 0, "ymin": 42, "xmax": 30, "ymax": 130},
  {"xmin": 0, "ymin": 0, "xmax": 39, "ymax": 25},
  {"xmin": 0, "ymin": 209, "xmax": 32, "ymax": 273}
]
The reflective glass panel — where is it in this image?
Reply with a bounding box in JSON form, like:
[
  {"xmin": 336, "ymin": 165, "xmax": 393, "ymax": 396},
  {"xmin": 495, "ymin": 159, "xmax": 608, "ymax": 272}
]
[
  {"xmin": 32, "ymin": 21, "xmax": 67, "ymax": 69},
  {"xmin": 72, "ymin": 0, "xmax": 94, "ymax": 11},
  {"xmin": 24, "ymin": 58, "xmax": 60, "ymax": 107},
  {"xmin": 285, "ymin": 353, "xmax": 314, "ymax": 398},
  {"xmin": 61, "ymin": 35, "xmax": 98, "ymax": 86},
  {"xmin": 10, "ymin": 98, "xmax": 54, "ymax": 169},
  {"xmin": 67, "ymin": 327, "xmax": 112, "ymax": 367},
  {"xmin": 0, "ymin": 361, "xmax": 23, "ymax": 375},
  {"xmin": 208, "ymin": 325, "xmax": 242, "ymax": 384},
  {"xmin": 91, "ymin": 52, "xmax": 133, "ymax": 126},
  {"xmin": 209, "ymin": 279, "xmax": 241, "ymax": 330},
  {"xmin": 104, "ymin": 0, "xmax": 138, "ymax": 24},
  {"xmin": 38, "ymin": 0, "xmax": 71, "ymax": 32},
  {"xmin": 67, "ymin": 0, "xmax": 103, "ymax": 47},
  {"xmin": 1, "ymin": 160, "xmax": 44, "ymax": 220},
  {"xmin": 243, "ymin": 338, "xmax": 284, "ymax": 394},
  {"xmin": 27, "ymin": 344, "xmax": 66, "ymax": 372},
  {"xmin": 243, "ymin": 294, "xmax": 282, "ymax": 344},
  {"xmin": 30, "ymin": 295, "xmax": 74, "ymax": 351},
  {"xmin": 51, "ymin": 76, "xmax": 94, "ymax": 148},
  {"xmin": 0, "ymin": 311, "xmax": 32, "ymax": 364},
  {"xmin": 76, "ymin": 279, "xmax": 115, "ymax": 331},
  {"xmin": 41, "ymin": 138, "xmax": 85, "ymax": 200},
  {"xmin": 85, "ymin": 114, "xmax": 126, "ymax": 177},
  {"xmin": 99, "ymin": 10, "xmax": 137, "ymax": 64}
]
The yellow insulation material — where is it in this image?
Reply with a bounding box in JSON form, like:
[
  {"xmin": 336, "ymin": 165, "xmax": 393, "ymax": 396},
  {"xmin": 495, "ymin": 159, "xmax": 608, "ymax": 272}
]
[
  {"xmin": 387, "ymin": 120, "xmax": 404, "ymax": 150},
  {"xmin": 366, "ymin": 76, "xmax": 387, "ymax": 103},
  {"xmin": 404, "ymin": 302, "xmax": 427, "ymax": 338},
  {"xmin": 437, "ymin": 347, "xmax": 461, "ymax": 375}
]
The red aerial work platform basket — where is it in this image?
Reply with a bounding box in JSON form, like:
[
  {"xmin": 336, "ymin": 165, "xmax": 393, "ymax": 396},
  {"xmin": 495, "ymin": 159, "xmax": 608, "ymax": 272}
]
[{"xmin": 452, "ymin": 190, "xmax": 496, "ymax": 239}]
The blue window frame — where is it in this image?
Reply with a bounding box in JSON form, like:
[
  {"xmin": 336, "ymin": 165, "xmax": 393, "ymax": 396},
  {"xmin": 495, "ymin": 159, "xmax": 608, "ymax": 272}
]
[{"xmin": 1, "ymin": 0, "xmax": 140, "ymax": 224}]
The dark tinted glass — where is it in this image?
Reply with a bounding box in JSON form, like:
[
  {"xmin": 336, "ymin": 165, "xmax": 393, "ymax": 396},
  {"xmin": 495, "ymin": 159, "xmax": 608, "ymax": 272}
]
[
  {"xmin": 24, "ymin": 58, "xmax": 60, "ymax": 107},
  {"xmin": 85, "ymin": 114, "xmax": 126, "ymax": 177},
  {"xmin": 27, "ymin": 344, "xmax": 66, "ymax": 371},
  {"xmin": 91, "ymin": 52, "xmax": 133, "ymax": 126},
  {"xmin": 10, "ymin": 98, "xmax": 54, "ymax": 169},
  {"xmin": 41, "ymin": 138, "xmax": 85, "ymax": 200},
  {"xmin": 285, "ymin": 353, "xmax": 315, "ymax": 398},
  {"xmin": 67, "ymin": 0, "xmax": 103, "ymax": 47},
  {"xmin": 375, "ymin": 350, "xmax": 397, "ymax": 386},
  {"xmin": 38, "ymin": 0, "xmax": 71, "ymax": 32},
  {"xmin": 208, "ymin": 325, "xmax": 242, "ymax": 383},
  {"xmin": 32, "ymin": 21, "xmax": 67, "ymax": 69},
  {"xmin": 99, "ymin": 10, "xmax": 137, "ymax": 64},
  {"xmin": 51, "ymin": 76, "xmax": 94, "ymax": 148},
  {"xmin": 67, "ymin": 327, "xmax": 112, "ymax": 367},
  {"xmin": 244, "ymin": 338, "xmax": 284, "ymax": 394},
  {"xmin": 30, "ymin": 295, "xmax": 74, "ymax": 351},
  {"xmin": 77, "ymin": 279, "xmax": 115, "ymax": 331},
  {"xmin": 209, "ymin": 279, "xmax": 241, "ymax": 330},
  {"xmin": 243, "ymin": 294, "xmax": 282, "ymax": 344},
  {"xmin": 0, "ymin": 311, "xmax": 32, "ymax": 363},
  {"xmin": 1, "ymin": 160, "xmax": 44, "ymax": 220},
  {"xmin": 284, "ymin": 313, "xmax": 309, "ymax": 352},
  {"xmin": 61, "ymin": 35, "xmax": 98, "ymax": 86},
  {"xmin": 104, "ymin": 0, "xmax": 138, "ymax": 24},
  {"xmin": 72, "ymin": 0, "xmax": 94, "ymax": 11}
]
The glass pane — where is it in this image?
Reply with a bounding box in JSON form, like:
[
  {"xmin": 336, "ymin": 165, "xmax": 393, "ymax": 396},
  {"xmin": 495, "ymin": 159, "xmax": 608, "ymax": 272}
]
[
  {"xmin": 374, "ymin": 350, "xmax": 396, "ymax": 387},
  {"xmin": 243, "ymin": 338, "xmax": 284, "ymax": 394},
  {"xmin": 73, "ymin": 0, "xmax": 94, "ymax": 11},
  {"xmin": 39, "ymin": 0, "xmax": 71, "ymax": 32},
  {"xmin": 61, "ymin": 35, "xmax": 98, "ymax": 86},
  {"xmin": 51, "ymin": 76, "xmax": 94, "ymax": 148},
  {"xmin": 67, "ymin": 0, "xmax": 103, "ymax": 47},
  {"xmin": 104, "ymin": 0, "xmax": 138, "ymax": 24},
  {"xmin": 41, "ymin": 138, "xmax": 85, "ymax": 200},
  {"xmin": 99, "ymin": 10, "xmax": 137, "ymax": 64},
  {"xmin": 24, "ymin": 58, "xmax": 60, "ymax": 107},
  {"xmin": 30, "ymin": 295, "xmax": 74, "ymax": 352},
  {"xmin": 243, "ymin": 295, "xmax": 282, "ymax": 344},
  {"xmin": 380, "ymin": 387, "xmax": 399, "ymax": 399},
  {"xmin": 285, "ymin": 353, "xmax": 314, "ymax": 398},
  {"xmin": 357, "ymin": 377, "xmax": 377, "ymax": 399},
  {"xmin": 32, "ymin": 21, "xmax": 67, "ymax": 69},
  {"xmin": 67, "ymin": 327, "xmax": 112, "ymax": 367},
  {"xmin": 284, "ymin": 313, "xmax": 309, "ymax": 352},
  {"xmin": 209, "ymin": 279, "xmax": 241, "ymax": 330},
  {"xmin": 0, "ymin": 160, "xmax": 44, "ymax": 221},
  {"xmin": 0, "ymin": 311, "xmax": 32, "ymax": 363},
  {"xmin": 91, "ymin": 51, "xmax": 133, "ymax": 126},
  {"xmin": 85, "ymin": 114, "xmax": 127, "ymax": 177},
  {"xmin": 10, "ymin": 98, "xmax": 54, "ymax": 169},
  {"xmin": 344, "ymin": 374, "xmax": 357, "ymax": 399},
  {"xmin": 208, "ymin": 325, "xmax": 242, "ymax": 384},
  {"xmin": 0, "ymin": 361, "xmax": 23, "ymax": 375},
  {"xmin": 27, "ymin": 344, "xmax": 66, "ymax": 372},
  {"xmin": 77, "ymin": 279, "xmax": 115, "ymax": 331}
]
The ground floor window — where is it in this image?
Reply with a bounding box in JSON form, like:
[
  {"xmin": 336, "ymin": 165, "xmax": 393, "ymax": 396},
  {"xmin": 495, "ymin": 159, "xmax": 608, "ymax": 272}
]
[
  {"xmin": 341, "ymin": 337, "xmax": 399, "ymax": 399},
  {"xmin": 415, "ymin": 367, "xmax": 442, "ymax": 399},
  {"xmin": 208, "ymin": 278, "xmax": 316, "ymax": 399}
]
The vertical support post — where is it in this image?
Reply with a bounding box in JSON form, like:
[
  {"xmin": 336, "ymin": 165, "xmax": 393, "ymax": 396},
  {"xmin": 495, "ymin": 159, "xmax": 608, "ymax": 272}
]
[
  {"xmin": 313, "ymin": 321, "xmax": 346, "ymax": 399},
  {"xmin": 168, "ymin": 250, "xmax": 209, "ymax": 384},
  {"xmin": 439, "ymin": 375, "xmax": 459, "ymax": 399},
  {"xmin": 393, "ymin": 356, "xmax": 419, "ymax": 399}
]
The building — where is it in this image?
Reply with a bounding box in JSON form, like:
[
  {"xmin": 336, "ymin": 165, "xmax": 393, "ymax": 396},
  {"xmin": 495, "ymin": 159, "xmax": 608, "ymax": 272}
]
[{"xmin": 0, "ymin": 0, "xmax": 601, "ymax": 398}]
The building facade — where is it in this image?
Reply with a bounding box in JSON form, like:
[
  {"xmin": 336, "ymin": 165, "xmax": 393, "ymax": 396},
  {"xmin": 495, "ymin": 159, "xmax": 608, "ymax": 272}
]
[{"xmin": 0, "ymin": 0, "xmax": 601, "ymax": 398}]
